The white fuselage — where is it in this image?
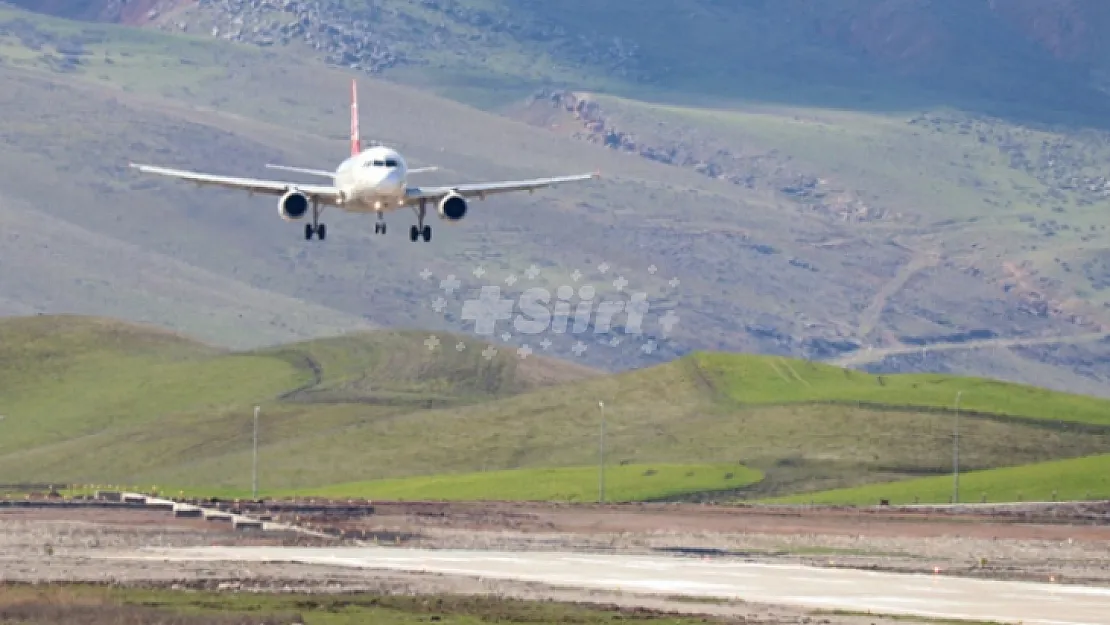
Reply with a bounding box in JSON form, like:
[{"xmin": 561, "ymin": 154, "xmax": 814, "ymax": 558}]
[{"xmin": 333, "ymin": 145, "xmax": 409, "ymax": 213}]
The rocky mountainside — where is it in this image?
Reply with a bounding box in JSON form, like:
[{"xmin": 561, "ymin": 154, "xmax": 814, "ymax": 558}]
[
  {"xmin": 2, "ymin": 0, "xmax": 1110, "ymax": 396},
  {"xmin": 11, "ymin": 0, "xmax": 1110, "ymax": 117}
]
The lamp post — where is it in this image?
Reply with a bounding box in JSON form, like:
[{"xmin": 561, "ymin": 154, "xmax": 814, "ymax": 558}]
[
  {"xmin": 598, "ymin": 400, "xmax": 605, "ymax": 504},
  {"xmin": 252, "ymin": 405, "xmax": 260, "ymax": 500},
  {"xmin": 953, "ymin": 391, "xmax": 961, "ymax": 504}
]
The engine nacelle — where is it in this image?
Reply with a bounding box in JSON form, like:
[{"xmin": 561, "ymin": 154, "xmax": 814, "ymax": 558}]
[
  {"xmin": 278, "ymin": 189, "xmax": 310, "ymax": 221},
  {"xmin": 437, "ymin": 192, "xmax": 467, "ymax": 221}
]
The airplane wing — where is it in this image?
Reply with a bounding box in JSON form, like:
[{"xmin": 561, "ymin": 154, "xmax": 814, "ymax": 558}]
[
  {"xmin": 405, "ymin": 172, "xmax": 599, "ymax": 202},
  {"xmin": 130, "ymin": 163, "xmax": 343, "ymax": 204},
  {"xmin": 265, "ymin": 164, "xmax": 335, "ymax": 178},
  {"xmin": 265, "ymin": 163, "xmax": 440, "ymax": 177}
]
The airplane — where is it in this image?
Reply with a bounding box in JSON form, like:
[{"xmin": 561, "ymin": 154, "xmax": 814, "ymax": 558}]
[{"xmin": 128, "ymin": 79, "xmax": 600, "ymax": 243}]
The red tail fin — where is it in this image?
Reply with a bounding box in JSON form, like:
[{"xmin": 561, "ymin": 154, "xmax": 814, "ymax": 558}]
[{"xmin": 350, "ymin": 78, "xmax": 360, "ymax": 156}]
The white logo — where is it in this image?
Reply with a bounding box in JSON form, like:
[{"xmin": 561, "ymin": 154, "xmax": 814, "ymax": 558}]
[{"xmin": 418, "ymin": 261, "xmax": 680, "ymax": 360}]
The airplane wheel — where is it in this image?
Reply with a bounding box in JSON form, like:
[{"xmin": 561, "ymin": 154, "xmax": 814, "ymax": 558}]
[
  {"xmin": 381, "ymin": 223, "xmax": 387, "ymax": 235},
  {"xmin": 305, "ymin": 224, "xmax": 314, "ymax": 240},
  {"xmin": 409, "ymin": 225, "xmax": 419, "ymax": 242},
  {"xmin": 422, "ymin": 226, "xmax": 431, "ymax": 242},
  {"xmin": 317, "ymin": 224, "xmax": 327, "ymax": 241}
]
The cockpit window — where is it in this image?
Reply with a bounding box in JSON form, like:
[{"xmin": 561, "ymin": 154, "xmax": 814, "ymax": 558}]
[
  {"xmin": 372, "ymin": 160, "xmax": 385, "ymax": 167},
  {"xmin": 385, "ymin": 159, "xmax": 398, "ymax": 168}
]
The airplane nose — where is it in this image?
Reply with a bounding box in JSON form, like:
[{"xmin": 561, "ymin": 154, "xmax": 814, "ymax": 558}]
[
  {"xmin": 363, "ymin": 168, "xmax": 402, "ymax": 193},
  {"xmin": 382, "ymin": 171, "xmax": 402, "ymax": 190}
]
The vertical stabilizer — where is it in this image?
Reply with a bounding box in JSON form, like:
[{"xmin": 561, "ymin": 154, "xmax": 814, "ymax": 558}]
[{"xmin": 350, "ymin": 78, "xmax": 360, "ymax": 156}]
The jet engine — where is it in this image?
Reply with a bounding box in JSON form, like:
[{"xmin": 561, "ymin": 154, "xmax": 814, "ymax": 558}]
[
  {"xmin": 437, "ymin": 192, "xmax": 467, "ymax": 221},
  {"xmin": 278, "ymin": 189, "xmax": 310, "ymax": 221}
]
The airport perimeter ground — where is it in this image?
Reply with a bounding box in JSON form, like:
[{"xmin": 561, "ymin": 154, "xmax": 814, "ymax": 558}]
[{"xmin": 3, "ymin": 498, "xmax": 1110, "ymax": 624}]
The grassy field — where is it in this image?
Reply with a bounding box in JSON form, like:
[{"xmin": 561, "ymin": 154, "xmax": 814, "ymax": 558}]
[
  {"xmin": 763, "ymin": 454, "xmax": 1110, "ymax": 506},
  {"xmin": 271, "ymin": 463, "xmax": 762, "ymax": 502},
  {"xmin": 0, "ymin": 583, "xmax": 717, "ymax": 625},
  {"xmin": 0, "ymin": 316, "xmax": 308, "ymax": 452},
  {"xmin": 4, "ymin": 315, "xmax": 1110, "ymax": 502},
  {"xmin": 694, "ymin": 353, "xmax": 1110, "ymax": 426},
  {"xmin": 90, "ymin": 463, "xmax": 762, "ymax": 502}
]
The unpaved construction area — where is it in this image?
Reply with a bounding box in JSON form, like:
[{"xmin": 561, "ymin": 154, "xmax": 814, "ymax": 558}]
[
  {"xmin": 2, "ymin": 501, "xmax": 1110, "ymax": 624},
  {"xmin": 342, "ymin": 500, "xmax": 1110, "ymax": 585}
]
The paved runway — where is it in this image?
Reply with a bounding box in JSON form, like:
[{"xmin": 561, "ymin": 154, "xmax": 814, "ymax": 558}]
[{"xmin": 113, "ymin": 546, "xmax": 1110, "ymax": 625}]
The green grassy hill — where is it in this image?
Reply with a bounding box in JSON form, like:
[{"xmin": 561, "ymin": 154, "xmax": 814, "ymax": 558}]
[
  {"xmin": 0, "ymin": 314, "xmax": 596, "ymax": 449},
  {"xmin": 4, "ymin": 315, "xmax": 1110, "ymax": 502},
  {"xmin": 763, "ymin": 454, "xmax": 1110, "ymax": 505},
  {"xmin": 269, "ymin": 464, "xmax": 763, "ymax": 503}
]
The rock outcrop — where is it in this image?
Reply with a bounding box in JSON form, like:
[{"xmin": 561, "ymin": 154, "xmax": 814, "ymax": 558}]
[{"xmin": 533, "ymin": 89, "xmax": 895, "ymax": 224}]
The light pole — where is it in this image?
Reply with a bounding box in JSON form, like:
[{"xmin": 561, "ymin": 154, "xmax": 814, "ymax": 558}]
[
  {"xmin": 252, "ymin": 405, "xmax": 260, "ymax": 500},
  {"xmin": 598, "ymin": 400, "xmax": 605, "ymax": 504},
  {"xmin": 953, "ymin": 391, "xmax": 961, "ymax": 504}
]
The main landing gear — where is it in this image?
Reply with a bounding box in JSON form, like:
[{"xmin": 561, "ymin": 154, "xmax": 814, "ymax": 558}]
[
  {"xmin": 409, "ymin": 199, "xmax": 431, "ymax": 242},
  {"xmin": 304, "ymin": 199, "xmax": 326, "ymax": 240},
  {"xmin": 363, "ymin": 202, "xmax": 431, "ymax": 240}
]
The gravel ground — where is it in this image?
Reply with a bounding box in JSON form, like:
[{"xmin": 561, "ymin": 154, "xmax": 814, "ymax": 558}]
[
  {"xmin": 3, "ymin": 502, "xmax": 1110, "ymax": 624},
  {"xmin": 380, "ymin": 525, "xmax": 1110, "ymax": 585},
  {"xmin": 0, "ymin": 515, "xmax": 909, "ymax": 625},
  {"xmin": 328, "ymin": 500, "xmax": 1110, "ymax": 585}
]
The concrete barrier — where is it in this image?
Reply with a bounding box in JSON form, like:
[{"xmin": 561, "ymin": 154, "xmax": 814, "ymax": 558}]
[
  {"xmin": 233, "ymin": 517, "xmax": 263, "ymax": 530},
  {"xmin": 110, "ymin": 491, "xmax": 336, "ymax": 540},
  {"xmin": 173, "ymin": 505, "xmax": 202, "ymax": 518}
]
